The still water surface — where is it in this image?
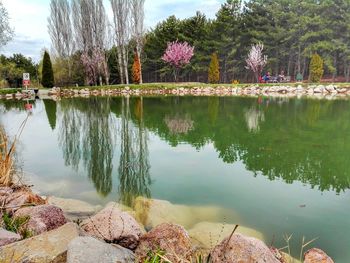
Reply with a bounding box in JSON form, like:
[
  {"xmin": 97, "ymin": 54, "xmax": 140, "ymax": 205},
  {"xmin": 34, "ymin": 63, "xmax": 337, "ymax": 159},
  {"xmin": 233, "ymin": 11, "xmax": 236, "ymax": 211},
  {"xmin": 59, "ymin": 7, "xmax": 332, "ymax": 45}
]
[{"xmin": 1, "ymin": 96, "xmax": 350, "ymax": 262}]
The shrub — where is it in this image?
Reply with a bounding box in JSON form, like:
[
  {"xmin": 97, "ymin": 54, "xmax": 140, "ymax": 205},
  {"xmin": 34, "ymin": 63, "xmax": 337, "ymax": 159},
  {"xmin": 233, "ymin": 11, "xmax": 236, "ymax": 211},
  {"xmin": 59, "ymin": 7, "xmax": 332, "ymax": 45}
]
[
  {"xmin": 208, "ymin": 52, "xmax": 220, "ymax": 83},
  {"xmin": 309, "ymin": 53, "xmax": 324, "ymax": 83},
  {"xmin": 41, "ymin": 51, "xmax": 54, "ymax": 88},
  {"xmin": 132, "ymin": 52, "xmax": 141, "ymax": 84}
]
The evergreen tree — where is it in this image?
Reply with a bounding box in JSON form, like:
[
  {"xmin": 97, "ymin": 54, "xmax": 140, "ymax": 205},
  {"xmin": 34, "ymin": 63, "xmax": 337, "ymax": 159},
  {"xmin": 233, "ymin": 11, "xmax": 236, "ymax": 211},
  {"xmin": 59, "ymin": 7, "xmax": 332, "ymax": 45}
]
[
  {"xmin": 309, "ymin": 53, "xmax": 324, "ymax": 83},
  {"xmin": 208, "ymin": 52, "xmax": 220, "ymax": 83},
  {"xmin": 132, "ymin": 51, "xmax": 141, "ymax": 84},
  {"xmin": 41, "ymin": 51, "xmax": 54, "ymax": 88}
]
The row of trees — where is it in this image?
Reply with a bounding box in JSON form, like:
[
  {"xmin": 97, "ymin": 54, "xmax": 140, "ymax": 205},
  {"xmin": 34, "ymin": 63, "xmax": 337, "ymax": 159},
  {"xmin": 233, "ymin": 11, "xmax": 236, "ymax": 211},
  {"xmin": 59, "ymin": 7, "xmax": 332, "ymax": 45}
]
[
  {"xmin": 142, "ymin": 0, "xmax": 350, "ymax": 83},
  {"xmin": 45, "ymin": 0, "xmax": 350, "ymax": 86},
  {"xmin": 48, "ymin": 0, "xmax": 145, "ymax": 86}
]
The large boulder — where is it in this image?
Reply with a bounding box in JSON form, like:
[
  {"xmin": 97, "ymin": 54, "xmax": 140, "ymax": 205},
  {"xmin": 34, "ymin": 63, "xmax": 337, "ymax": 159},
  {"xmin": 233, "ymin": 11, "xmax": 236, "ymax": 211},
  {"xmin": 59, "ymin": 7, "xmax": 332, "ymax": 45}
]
[
  {"xmin": 133, "ymin": 197, "xmax": 239, "ymax": 229},
  {"xmin": 304, "ymin": 248, "xmax": 334, "ymax": 263},
  {"xmin": 210, "ymin": 233, "xmax": 280, "ymax": 263},
  {"xmin": 67, "ymin": 236, "xmax": 134, "ymax": 263},
  {"xmin": 0, "ymin": 186, "xmax": 45, "ymax": 214},
  {"xmin": 188, "ymin": 222, "xmax": 264, "ymax": 250},
  {"xmin": 14, "ymin": 204, "xmax": 67, "ymax": 235},
  {"xmin": 135, "ymin": 223, "xmax": 192, "ymax": 263},
  {"xmin": 47, "ymin": 196, "xmax": 102, "ymax": 220},
  {"xmin": 0, "ymin": 228, "xmax": 21, "ymax": 246},
  {"xmin": 81, "ymin": 202, "xmax": 144, "ymax": 250},
  {"xmin": 0, "ymin": 222, "xmax": 79, "ymax": 263}
]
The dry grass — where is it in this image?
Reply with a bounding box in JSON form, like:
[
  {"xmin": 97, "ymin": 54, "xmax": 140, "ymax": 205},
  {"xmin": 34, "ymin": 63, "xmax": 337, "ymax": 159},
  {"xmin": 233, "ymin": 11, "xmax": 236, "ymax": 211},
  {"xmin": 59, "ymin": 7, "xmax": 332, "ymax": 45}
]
[{"xmin": 0, "ymin": 115, "xmax": 29, "ymax": 186}]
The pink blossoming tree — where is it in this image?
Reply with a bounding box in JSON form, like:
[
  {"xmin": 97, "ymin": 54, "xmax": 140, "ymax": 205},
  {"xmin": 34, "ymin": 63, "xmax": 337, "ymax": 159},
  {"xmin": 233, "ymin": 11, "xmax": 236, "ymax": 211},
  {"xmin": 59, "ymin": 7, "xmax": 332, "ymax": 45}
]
[
  {"xmin": 162, "ymin": 40, "xmax": 194, "ymax": 82},
  {"xmin": 81, "ymin": 47, "xmax": 109, "ymax": 86},
  {"xmin": 245, "ymin": 43, "xmax": 268, "ymax": 83}
]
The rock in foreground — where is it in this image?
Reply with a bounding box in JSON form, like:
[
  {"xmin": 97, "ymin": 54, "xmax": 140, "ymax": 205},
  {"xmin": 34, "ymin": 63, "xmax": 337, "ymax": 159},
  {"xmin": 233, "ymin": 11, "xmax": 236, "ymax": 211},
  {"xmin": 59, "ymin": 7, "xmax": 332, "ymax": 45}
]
[
  {"xmin": 0, "ymin": 228, "xmax": 21, "ymax": 246},
  {"xmin": 188, "ymin": 221, "xmax": 264, "ymax": 250},
  {"xmin": 304, "ymin": 248, "xmax": 334, "ymax": 263},
  {"xmin": 0, "ymin": 222, "xmax": 79, "ymax": 263},
  {"xmin": 210, "ymin": 233, "xmax": 280, "ymax": 263},
  {"xmin": 81, "ymin": 202, "xmax": 144, "ymax": 250},
  {"xmin": 135, "ymin": 223, "xmax": 192, "ymax": 263},
  {"xmin": 0, "ymin": 186, "xmax": 45, "ymax": 214},
  {"xmin": 14, "ymin": 204, "xmax": 67, "ymax": 235},
  {"xmin": 67, "ymin": 236, "xmax": 135, "ymax": 263}
]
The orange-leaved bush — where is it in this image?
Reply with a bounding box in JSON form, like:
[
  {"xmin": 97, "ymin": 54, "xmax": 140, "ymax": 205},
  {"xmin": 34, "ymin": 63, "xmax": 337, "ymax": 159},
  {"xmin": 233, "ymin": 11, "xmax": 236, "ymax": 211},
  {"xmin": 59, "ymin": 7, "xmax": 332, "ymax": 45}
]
[{"xmin": 132, "ymin": 52, "xmax": 141, "ymax": 84}]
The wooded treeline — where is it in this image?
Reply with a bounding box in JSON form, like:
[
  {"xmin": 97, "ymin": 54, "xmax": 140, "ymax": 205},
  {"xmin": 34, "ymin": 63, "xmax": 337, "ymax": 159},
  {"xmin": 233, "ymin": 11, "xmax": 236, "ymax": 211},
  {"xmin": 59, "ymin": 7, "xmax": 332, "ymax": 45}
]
[{"xmin": 49, "ymin": 0, "xmax": 350, "ymax": 85}]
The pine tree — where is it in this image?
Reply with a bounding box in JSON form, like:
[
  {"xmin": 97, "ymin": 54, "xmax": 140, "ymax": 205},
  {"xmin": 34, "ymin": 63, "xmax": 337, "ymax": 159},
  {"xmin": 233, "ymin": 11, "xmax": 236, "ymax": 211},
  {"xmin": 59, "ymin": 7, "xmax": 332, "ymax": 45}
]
[
  {"xmin": 309, "ymin": 53, "xmax": 324, "ymax": 83},
  {"xmin": 132, "ymin": 52, "xmax": 141, "ymax": 84},
  {"xmin": 208, "ymin": 52, "xmax": 220, "ymax": 83},
  {"xmin": 41, "ymin": 51, "xmax": 54, "ymax": 88}
]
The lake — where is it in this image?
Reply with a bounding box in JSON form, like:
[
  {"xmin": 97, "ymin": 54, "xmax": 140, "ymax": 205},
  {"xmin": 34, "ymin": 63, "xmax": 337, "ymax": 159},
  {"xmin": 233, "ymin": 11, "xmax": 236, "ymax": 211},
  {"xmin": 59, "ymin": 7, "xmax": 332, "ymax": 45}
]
[{"xmin": 1, "ymin": 95, "xmax": 350, "ymax": 262}]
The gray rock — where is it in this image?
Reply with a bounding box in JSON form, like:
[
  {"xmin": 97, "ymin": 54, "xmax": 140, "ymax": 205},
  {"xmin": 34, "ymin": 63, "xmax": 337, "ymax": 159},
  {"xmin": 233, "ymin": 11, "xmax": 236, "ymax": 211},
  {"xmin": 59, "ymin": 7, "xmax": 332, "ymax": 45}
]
[
  {"xmin": 0, "ymin": 222, "xmax": 79, "ymax": 263},
  {"xmin": 67, "ymin": 236, "xmax": 134, "ymax": 263},
  {"xmin": 0, "ymin": 228, "xmax": 21, "ymax": 246}
]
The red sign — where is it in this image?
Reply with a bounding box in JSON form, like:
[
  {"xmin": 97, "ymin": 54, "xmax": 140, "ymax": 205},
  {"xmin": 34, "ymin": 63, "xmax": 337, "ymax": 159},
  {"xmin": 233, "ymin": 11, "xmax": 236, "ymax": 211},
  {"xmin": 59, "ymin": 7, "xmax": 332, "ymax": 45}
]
[{"xmin": 23, "ymin": 80, "xmax": 30, "ymax": 86}]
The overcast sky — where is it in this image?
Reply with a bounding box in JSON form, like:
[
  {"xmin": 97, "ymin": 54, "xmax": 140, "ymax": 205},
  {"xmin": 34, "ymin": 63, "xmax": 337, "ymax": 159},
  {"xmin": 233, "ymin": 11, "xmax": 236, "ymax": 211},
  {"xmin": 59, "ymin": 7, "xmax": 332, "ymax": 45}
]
[{"xmin": 2, "ymin": 0, "xmax": 224, "ymax": 62}]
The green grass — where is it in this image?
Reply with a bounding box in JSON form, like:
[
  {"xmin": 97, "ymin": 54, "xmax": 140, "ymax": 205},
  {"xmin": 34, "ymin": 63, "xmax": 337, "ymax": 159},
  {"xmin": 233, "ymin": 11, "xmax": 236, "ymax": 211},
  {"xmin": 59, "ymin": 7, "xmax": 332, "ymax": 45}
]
[
  {"xmin": 0, "ymin": 88, "xmax": 21, "ymax": 95},
  {"xmin": 2, "ymin": 212, "xmax": 33, "ymax": 239}
]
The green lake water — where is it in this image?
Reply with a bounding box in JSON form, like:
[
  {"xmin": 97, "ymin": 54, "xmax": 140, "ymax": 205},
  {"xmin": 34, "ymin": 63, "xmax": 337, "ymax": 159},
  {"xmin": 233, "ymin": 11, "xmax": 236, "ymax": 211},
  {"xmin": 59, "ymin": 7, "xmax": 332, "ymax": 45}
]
[{"xmin": 1, "ymin": 96, "xmax": 350, "ymax": 262}]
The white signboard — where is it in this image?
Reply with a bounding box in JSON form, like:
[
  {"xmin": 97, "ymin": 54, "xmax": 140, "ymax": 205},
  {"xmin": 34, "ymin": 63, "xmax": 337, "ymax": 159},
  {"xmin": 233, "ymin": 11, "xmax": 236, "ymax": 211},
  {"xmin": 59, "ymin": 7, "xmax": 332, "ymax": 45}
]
[{"xmin": 23, "ymin": 73, "xmax": 30, "ymax": 80}]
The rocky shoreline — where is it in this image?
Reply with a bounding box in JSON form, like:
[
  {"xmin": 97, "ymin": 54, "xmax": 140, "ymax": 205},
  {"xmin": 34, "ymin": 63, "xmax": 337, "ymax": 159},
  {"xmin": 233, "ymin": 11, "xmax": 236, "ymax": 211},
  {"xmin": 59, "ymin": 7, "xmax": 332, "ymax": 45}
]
[
  {"xmin": 0, "ymin": 186, "xmax": 334, "ymax": 263},
  {"xmin": 1, "ymin": 84, "xmax": 350, "ymax": 100}
]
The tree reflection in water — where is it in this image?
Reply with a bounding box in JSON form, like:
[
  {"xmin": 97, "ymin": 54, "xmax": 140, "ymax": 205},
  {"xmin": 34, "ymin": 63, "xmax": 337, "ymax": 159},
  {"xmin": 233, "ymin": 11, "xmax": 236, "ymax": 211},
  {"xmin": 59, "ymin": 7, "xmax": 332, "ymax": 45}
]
[
  {"xmin": 59, "ymin": 97, "xmax": 115, "ymax": 196},
  {"xmin": 118, "ymin": 97, "xmax": 151, "ymax": 207}
]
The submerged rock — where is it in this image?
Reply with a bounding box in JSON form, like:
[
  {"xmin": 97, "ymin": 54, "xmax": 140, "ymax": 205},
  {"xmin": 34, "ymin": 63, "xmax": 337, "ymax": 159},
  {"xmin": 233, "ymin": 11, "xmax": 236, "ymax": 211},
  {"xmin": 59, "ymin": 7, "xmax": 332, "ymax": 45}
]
[
  {"xmin": 188, "ymin": 221, "xmax": 264, "ymax": 250},
  {"xmin": 0, "ymin": 228, "xmax": 21, "ymax": 246},
  {"xmin": 67, "ymin": 236, "xmax": 135, "ymax": 263},
  {"xmin": 81, "ymin": 202, "xmax": 144, "ymax": 250},
  {"xmin": 304, "ymin": 248, "xmax": 334, "ymax": 263},
  {"xmin": 47, "ymin": 196, "xmax": 102, "ymax": 220},
  {"xmin": 133, "ymin": 197, "xmax": 239, "ymax": 229},
  {"xmin": 0, "ymin": 222, "xmax": 79, "ymax": 263},
  {"xmin": 14, "ymin": 204, "xmax": 67, "ymax": 235},
  {"xmin": 210, "ymin": 233, "xmax": 280, "ymax": 263},
  {"xmin": 135, "ymin": 223, "xmax": 192, "ymax": 263}
]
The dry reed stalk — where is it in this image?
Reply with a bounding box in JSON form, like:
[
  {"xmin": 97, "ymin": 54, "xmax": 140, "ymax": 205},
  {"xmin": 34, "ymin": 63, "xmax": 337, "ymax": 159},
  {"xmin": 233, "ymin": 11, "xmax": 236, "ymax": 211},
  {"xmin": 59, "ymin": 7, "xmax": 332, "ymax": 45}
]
[{"xmin": 0, "ymin": 115, "xmax": 29, "ymax": 186}]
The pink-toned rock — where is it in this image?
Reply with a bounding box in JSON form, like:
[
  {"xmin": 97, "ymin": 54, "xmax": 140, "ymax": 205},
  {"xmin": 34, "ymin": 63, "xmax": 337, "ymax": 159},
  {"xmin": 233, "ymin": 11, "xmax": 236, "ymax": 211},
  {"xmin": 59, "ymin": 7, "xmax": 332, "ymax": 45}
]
[
  {"xmin": 14, "ymin": 204, "xmax": 67, "ymax": 235},
  {"xmin": 210, "ymin": 233, "xmax": 280, "ymax": 263},
  {"xmin": 304, "ymin": 248, "xmax": 334, "ymax": 263},
  {"xmin": 81, "ymin": 203, "xmax": 144, "ymax": 250},
  {"xmin": 0, "ymin": 228, "xmax": 21, "ymax": 246},
  {"xmin": 135, "ymin": 223, "xmax": 192, "ymax": 263},
  {"xmin": 0, "ymin": 186, "xmax": 46, "ymax": 214}
]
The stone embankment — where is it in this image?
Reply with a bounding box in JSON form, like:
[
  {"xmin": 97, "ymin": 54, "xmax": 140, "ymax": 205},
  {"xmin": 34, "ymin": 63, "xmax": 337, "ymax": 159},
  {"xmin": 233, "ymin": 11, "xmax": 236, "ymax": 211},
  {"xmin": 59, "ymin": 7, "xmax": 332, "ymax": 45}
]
[
  {"xmin": 1, "ymin": 84, "xmax": 350, "ymax": 100},
  {"xmin": 0, "ymin": 187, "xmax": 335, "ymax": 263}
]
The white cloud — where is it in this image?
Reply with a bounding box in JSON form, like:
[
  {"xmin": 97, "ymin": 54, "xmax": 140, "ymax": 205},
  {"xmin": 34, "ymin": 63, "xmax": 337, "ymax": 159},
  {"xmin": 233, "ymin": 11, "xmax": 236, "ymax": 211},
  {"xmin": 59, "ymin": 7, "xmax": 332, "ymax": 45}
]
[{"xmin": 1, "ymin": 0, "xmax": 224, "ymax": 62}]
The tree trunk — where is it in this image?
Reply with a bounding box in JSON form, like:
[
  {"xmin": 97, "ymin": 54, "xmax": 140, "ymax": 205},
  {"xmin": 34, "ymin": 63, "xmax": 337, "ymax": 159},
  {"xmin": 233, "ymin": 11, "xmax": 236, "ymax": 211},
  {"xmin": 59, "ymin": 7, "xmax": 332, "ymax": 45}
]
[
  {"xmin": 122, "ymin": 46, "xmax": 129, "ymax": 85},
  {"xmin": 117, "ymin": 47, "xmax": 124, "ymax": 84}
]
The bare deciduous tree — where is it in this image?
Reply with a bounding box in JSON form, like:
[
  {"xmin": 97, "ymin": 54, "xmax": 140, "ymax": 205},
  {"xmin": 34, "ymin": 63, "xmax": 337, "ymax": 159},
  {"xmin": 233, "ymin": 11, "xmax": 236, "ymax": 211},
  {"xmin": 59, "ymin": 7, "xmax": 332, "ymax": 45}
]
[
  {"xmin": 130, "ymin": 0, "xmax": 145, "ymax": 84},
  {"xmin": 72, "ymin": 0, "xmax": 109, "ymax": 85},
  {"xmin": 48, "ymin": 0, "xmax": 74, "ymax": 83},
  {"xmin": 110, "ymin": 0, "xmax": 130, "ymax": 84},
  {"xmin": 0, "ymin": 0, "xmax": 13, "ymax": 48},
  {"xmin": 48, "ymin": 0, "xmax": 74, "ymax": 58}
]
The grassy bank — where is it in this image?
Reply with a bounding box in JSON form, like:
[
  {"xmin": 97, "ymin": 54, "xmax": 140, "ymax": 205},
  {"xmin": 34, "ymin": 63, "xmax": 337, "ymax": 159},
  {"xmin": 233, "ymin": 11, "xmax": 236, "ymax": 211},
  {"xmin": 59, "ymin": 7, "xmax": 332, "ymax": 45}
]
[
  {"xmin": 65, "ymin": 82, "xmax": 350, "ymax": 90},
  {"xmin": 0, "ymin": 88, "xmax": 22, "ymax": 95}
]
